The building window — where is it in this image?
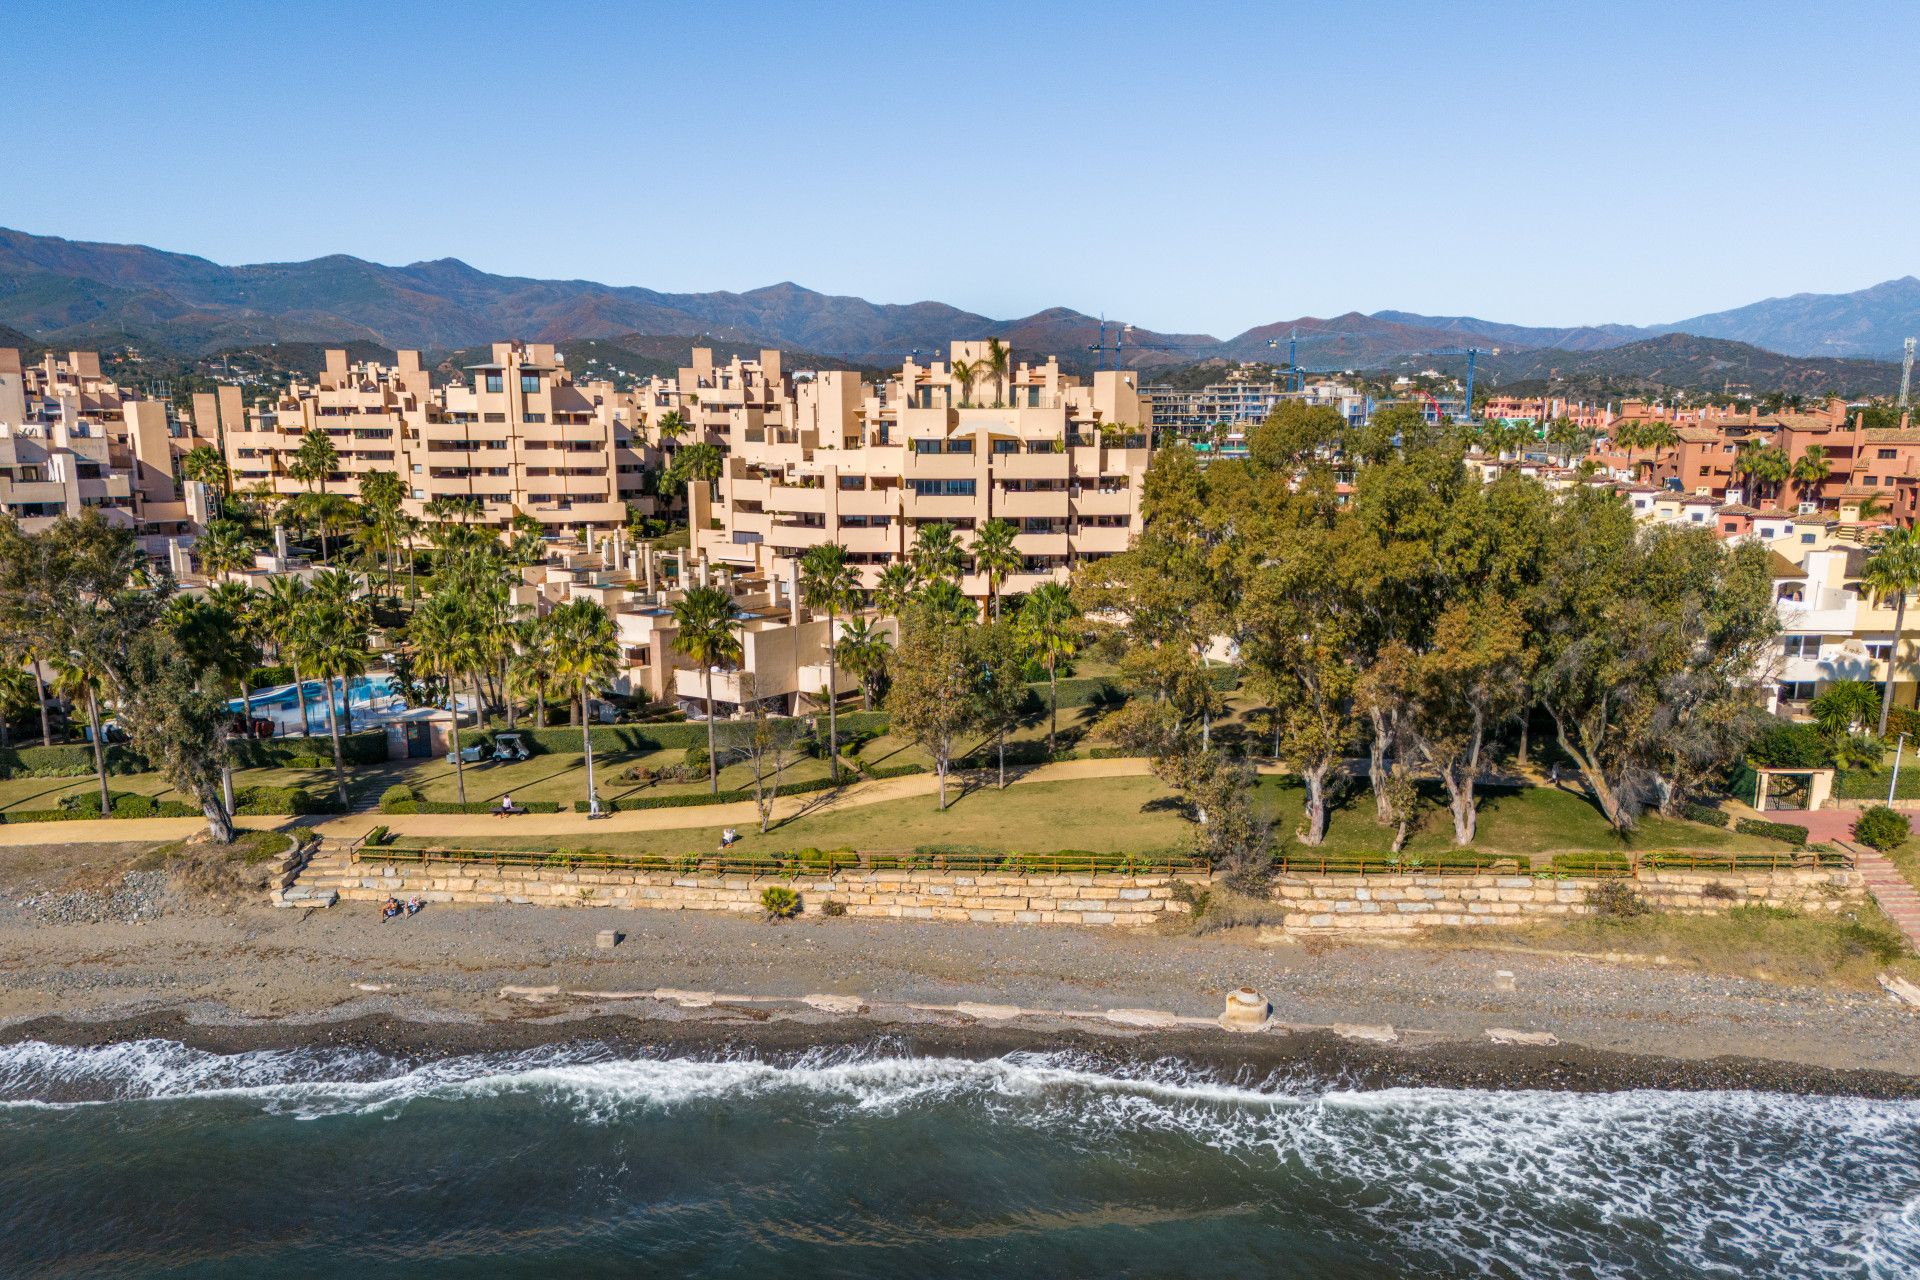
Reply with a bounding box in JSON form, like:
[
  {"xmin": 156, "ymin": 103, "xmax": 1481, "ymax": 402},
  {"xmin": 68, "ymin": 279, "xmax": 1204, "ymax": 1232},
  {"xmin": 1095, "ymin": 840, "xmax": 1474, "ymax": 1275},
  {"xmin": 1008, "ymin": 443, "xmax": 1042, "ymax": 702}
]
[
  {"xmin": 1800, "ymin": 533, "xmax": 1815, "ymax": 544},
  {"xmin": 1777, "ymin": 681, "xmax": 1816, "ymax": 702},
  {"xmin": 1867, "ymin": 641, "xmax": 1894, "ymax": 661},
  {"xmin": 1881, "ymin": 449, "xmax": 1898, "ymax": 460},
  {"xmin": 910, "ymin": 479, "xmax": 977, "ymax": 497},
  {"xmin": 913, "ymin": 439, "xmax": 943, "ymax": 455},
  {"xmin": 485, "ymin": 374, "xmax": 504, "ymax": 393},
  {"xmin": 521, "ymin": 374, "xmax": 541, "ymax": 394},
  {"xmin": 1782, "ymin": 636, "xmax": 1819, "ymax": 657}
]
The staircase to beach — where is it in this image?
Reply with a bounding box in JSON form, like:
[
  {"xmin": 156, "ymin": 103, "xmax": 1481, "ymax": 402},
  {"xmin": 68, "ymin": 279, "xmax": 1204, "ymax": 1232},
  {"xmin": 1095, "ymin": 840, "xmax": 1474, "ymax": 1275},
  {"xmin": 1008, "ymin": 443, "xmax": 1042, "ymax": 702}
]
[
  {"xmin": 1849, "ymin": 844, "xmax": 1920, "ymax": 953},
  {"xmin": 271, "ymin": 842, "xmax": 370, "ymax": 908}
]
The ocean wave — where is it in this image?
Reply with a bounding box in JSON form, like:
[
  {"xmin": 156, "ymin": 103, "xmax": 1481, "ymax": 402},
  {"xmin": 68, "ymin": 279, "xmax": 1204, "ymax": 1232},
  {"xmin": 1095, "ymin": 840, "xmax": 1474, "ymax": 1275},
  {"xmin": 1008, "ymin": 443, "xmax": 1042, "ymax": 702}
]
[{"xmin": 3, "ymin": 1039, "xmax": 1918, "ymax": 1275}]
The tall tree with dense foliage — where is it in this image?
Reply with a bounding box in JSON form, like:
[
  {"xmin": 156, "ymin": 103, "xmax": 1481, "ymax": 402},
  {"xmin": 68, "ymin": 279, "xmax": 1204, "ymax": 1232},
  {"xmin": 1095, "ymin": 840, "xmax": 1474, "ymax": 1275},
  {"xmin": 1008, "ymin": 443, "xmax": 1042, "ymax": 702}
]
[
  {"xmin": 887, "ymin": 612, "xmax": 977, "ymax": 810},
  {"xmin": 358, "ymin": 470, "xmax": 407, "ymax": 596},
  {"xmin": 800, "ymin": 542, "xmax": 860, "ymax": 781},
  {"xmin": 910, "ymin": 522, "xmax": 964, "ymax": 585},
  {"xmin": 971, "ymin": 518, "xmax": 1022, "ymax": 619},
  {"xmin": 409, "ymin": 592, "xmax": 481, "ymax": 805},
  {"xmin": 834, "ymin": 616, "xmax": 892, "ymax": 711},
  {"xmin": 288, "ymin": 428, "xmax": 339, "ymax": 494},
  {"xmin": 547, "ymin": 598, "xmax": 622, "ymax": 815},
  {"xmin": 1017, "ymin": 582, "xmax": 1080, "ymax": 752},
  {"xmin": 1861, "ymin": 525, "xmax": 1920, "ymax": 737},
  {"xmin": 971, "ymin": 619, "xmax": 1030, "ymax": 788},
  {"xmin": 671, "ymin": 585, "xmax": 743, "ymax": 794}
]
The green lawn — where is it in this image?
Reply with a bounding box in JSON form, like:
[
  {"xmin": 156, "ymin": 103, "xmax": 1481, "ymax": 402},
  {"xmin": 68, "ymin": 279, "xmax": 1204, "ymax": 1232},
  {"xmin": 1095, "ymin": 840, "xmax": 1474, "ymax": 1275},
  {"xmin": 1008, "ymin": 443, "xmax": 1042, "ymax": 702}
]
[
  {"xmin": 0, "ymin": 766, "xmax": 341, "ymax": 813},
  {"xmin": 391, "ymin": 774, "xmax": 1774, "ymax": 860}
]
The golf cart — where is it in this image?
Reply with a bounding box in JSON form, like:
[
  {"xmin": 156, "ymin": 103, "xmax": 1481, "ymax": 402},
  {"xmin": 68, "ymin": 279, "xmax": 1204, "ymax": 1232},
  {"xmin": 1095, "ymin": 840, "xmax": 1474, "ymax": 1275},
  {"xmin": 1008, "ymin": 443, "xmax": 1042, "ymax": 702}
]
[
  {"xmin": 448, "ymin": 742, "xmax": 485, "ymax": 765},
  {"xmin": 492, "ymin": 732, "xmax": 531, "ymax": 763}
]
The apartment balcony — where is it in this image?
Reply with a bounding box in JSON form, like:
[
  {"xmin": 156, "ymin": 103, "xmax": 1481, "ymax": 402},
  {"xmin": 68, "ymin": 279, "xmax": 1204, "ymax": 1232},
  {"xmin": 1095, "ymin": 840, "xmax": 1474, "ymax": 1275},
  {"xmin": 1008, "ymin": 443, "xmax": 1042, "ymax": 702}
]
[
  {"xmin": 519, "ymin": 422, "xmax": 609, "ymax": 445},
  {"xmin": 1012, "ymin": 532, "xmax": 1070, "ymax": 558},
  {"xmin": 837, "ymin": 524, "xmax": 898, "ymax": 555},
  {"xmin": 993, "ymin": 488, "xmax": 1069, "ymax": 520},
  {"xmin": 523, "ymin": 499, "xmax": 625, "ymax": 526},
  {"xmin": 1071, "ymin": 524, "xmax": 1134, "ymax": 555},
  {"xmin": 0, "ymin": 479, "xmax": 69, "ymax": 505},
  {"xmin": 766, "ymin": 522, "xmax": 832, "ymax": 552},
  {"xmin": 901, "ymin": 492, "xmax": 982, "ymax": 520},
  {"xmin": 904, "ymin": 452, "xmax": 981, "ymax": 481},
  {"xmin": 989, "ymin": 451, "xmax": 1070, "ymax": 481},
  {"xmin": 1071, "ymin": 487, "xmax": 1135, "ymax": 517},
  {"xmin": 1775, "ymin": 588, "xmax": 1857, "ymax": 634},
  {"xmin": 727, "ymin": 476, "xmax": 772, "ymax": 505},
  {"xmin": 835, "ymin": 487, "xmax": 899, "ymax": 518},
  {"xmin": 766, "ymin": 482, "xmax": 829, "ymax": 515}
]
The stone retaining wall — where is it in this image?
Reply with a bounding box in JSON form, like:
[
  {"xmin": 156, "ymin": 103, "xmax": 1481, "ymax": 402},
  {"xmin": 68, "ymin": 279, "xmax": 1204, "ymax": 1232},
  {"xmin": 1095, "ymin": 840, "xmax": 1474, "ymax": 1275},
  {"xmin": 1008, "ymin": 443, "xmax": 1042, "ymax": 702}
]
[
  {"xmin": 336, "ymin": 861, "xmax": 1189, "ymax": 927},
  {"xmin": 1273, "ymin": 867, "xmax": 1864, "ymax": 932},
  {"xmin": 330, "ymin": 858, "xmax": 1863, "ymax": 931}
]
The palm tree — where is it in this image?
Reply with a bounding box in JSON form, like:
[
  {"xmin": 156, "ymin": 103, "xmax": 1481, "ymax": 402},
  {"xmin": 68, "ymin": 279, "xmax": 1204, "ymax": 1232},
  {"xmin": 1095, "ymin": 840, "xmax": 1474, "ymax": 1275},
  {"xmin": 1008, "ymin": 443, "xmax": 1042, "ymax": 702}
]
[
  {"xmin": 1791, "ymin": 445, "xmax": 1831, "ymax": 506},
  {"xmin": 915, "ymin": 578, "xmax": 974, "ymax": 627},
  {"xmin": 951, "ymin": 358, "xmax": 979, "ymax": 407},
  {"xmin": 512, "ymin": 613, "xmax": 560, "ymax": 728},
  {"xmin": 206, "ymin": 580, "xmax": 262, "ymax": 732},
  {"xmin": 984, "ymin": 338, "xmax": 1011, "ymax": 406},
  {"xmin": 49, "ymin": 658, "xmax": 111, "ymax": 815},
  {"xmin": 7, "ymin": 642, "xmax": 52, "ymax": 745},
  {"xmin": 671, "ymin": 585, "xmax": 743, "ymax": 793},
  {"xmin": 1634, "ymin": 421, "xmax": 1678, "ymax": 481},
  {"xmin": 298, "ymin": 591, "xmax": 369, "ymax": 808},
  {"xmin": 910, "ymin": 522, "xmax": 963, "ymax": 584},
  {"xmin": 0, "ymin": 664, "xmax": 33, "ymax": 749},
  {"xmin": 971, "ymin": 518, "xmax": 1021, "ymax": 619},
  {"xmin": 547, "ymin": 599, "xmax": 622, "ymax": 815},
  {"xmin": 834, "ymin": 616, "xmax": 892, "ymax": 711},
  {"xmin": 194, "ymin": 520, "xmax": 257, "ymax": 581},
  {"xmin": 410, "ymin": 592, "xmax": 478, "ymax": 805},
  {"xmin": 298, "ymin": 492, "xmax": 359, "ymax": 565},
  {"xmin": 358, "ymin": 470, "xmax": 407, "ymax": 597},
  {"xmin": 655, "ymin": 408, "xmax": 690, "ymax": 447},
  {"xmin": 874, "ymin": 562, "xmax": 917, "ymax": 617},
  {"xmin": 1018, "ymin": 583, "xmax": 1081, "ymax": 752},
  {"xmin": 257, "ymin": 576, "xmax": 313, "ymax": 736},
  {"xmin": 1862, "ymin": 525, "xmax": 1920, "ymax": 736},
  {"xmin": 800, "ymin": 543, "xmax": 860, "ymax": 781}
]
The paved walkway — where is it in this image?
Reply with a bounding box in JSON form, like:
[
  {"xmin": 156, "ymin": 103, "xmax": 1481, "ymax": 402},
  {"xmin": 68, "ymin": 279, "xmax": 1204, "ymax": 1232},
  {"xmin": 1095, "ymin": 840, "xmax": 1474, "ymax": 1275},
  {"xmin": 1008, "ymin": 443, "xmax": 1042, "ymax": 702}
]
[
  {"xmin": 1765, "ymin": 808, "xmax": 1920, "ymax": 951},
  {"xmin": 0, "ymin": 757, "xmax": 1162, "ymax": 848}
]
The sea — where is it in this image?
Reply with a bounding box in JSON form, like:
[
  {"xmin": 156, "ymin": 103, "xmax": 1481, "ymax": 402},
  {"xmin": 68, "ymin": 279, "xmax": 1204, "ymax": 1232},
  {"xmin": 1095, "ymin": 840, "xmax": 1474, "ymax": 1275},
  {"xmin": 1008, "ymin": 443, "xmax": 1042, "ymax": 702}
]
[{"xmin": 1, "ymin": 1038, "xmax": 1917, "ymax": 1278}]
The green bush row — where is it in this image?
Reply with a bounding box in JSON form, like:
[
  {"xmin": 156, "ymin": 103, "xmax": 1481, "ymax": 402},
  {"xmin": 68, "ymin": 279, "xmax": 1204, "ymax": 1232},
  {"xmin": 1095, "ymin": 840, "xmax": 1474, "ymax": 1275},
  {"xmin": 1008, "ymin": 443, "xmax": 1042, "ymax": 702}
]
[
  {"xmin": 473, "ymin": 712, "xmax": 891, "ymax": 758},
  {"xmin": 2, "ymin": 794, "xmax": 199, "ymax": 823},
  {"xmin": 382, "ymin": 799, "xmax": 565, "ymax": 815},
  {"xmin": 1682, "ymin": 802, "xmax": 1731, "ymax": 828},
  {"xmin": 1835, "ymin": 768, "xmax": 1920, "ymax": 800},
  {"xmin": 234, "ymin": 785, "xmax": 345, "ymax": 816},
  {"xmin": 0, "ymin": 743, "xmax": 149, "ymax": 778},
  {"xmin": 1732, "ymin": 817, "xmax": 1810, "ymax": 847}
]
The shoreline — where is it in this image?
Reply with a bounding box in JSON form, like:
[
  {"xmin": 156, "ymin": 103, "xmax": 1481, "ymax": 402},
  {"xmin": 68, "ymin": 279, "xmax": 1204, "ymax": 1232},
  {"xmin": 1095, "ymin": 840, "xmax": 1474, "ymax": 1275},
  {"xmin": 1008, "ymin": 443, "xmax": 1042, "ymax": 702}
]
[{"xmin": 8, "ymin": 1003, "xmax": 1920, "ymax": 1102}]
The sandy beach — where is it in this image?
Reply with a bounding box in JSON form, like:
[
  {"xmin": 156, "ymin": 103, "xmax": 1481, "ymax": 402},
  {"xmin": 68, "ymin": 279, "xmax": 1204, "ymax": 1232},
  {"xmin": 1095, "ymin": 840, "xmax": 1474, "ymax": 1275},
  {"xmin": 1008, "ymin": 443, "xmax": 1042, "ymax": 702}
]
[{"xmin": 3, "ymin": 839, "xmax": 1918, "ymax": 1092}]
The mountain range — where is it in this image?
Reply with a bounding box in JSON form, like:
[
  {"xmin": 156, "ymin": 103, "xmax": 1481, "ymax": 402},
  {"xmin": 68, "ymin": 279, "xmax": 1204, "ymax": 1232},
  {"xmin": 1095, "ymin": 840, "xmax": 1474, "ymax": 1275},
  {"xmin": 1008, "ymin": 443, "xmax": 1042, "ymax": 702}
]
[{"xmin": 0, "ymin": 227, "xmax": 1915, "ymax": 389}]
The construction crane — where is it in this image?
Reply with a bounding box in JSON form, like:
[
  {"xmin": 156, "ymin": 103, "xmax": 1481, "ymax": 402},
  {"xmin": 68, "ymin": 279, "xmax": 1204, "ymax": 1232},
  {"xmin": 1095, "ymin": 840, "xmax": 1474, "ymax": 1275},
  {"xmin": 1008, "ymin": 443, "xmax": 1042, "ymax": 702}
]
[
  {"xmin": 1901, "ymin": 336, "xmax": 1915, "ymax": 412},
  {"xmin": 1407, "ymin": 347, "xmax": 1501, "ymax": 423},
  {"xmin": 1266, "ymin": 329, "xmax": 1377, "ymax": 391},
  {"xmin": 1087, "ymin": 318, "xmax": 1133, "ymax": 372}
]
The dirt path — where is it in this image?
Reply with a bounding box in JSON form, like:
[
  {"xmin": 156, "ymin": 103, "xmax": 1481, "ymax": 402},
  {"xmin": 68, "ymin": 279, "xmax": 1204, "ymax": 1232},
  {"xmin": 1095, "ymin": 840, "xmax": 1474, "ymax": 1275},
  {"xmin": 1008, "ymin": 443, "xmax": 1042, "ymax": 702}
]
[{"xmin": 0, "ymin": 757, "xmax": 1161, "ymax": 847}]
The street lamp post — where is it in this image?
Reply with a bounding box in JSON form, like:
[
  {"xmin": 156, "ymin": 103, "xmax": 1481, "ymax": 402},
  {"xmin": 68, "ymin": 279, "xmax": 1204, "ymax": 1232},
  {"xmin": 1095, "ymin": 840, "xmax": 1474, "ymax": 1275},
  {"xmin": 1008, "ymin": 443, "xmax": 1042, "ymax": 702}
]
[{"xmin": 1888, "ymin": 732, "xmax": 1909, "ymax": 806}]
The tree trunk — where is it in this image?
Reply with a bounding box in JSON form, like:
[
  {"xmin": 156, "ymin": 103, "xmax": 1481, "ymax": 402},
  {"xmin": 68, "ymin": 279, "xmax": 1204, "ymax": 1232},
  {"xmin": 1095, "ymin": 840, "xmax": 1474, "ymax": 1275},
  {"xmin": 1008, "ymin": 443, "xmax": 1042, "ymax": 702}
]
[
  {"xmin": 998, "ymin": 729, "xmax": 1006, "ymax": 790},
  {"xmin": 535, "ymin": 687, "xmax": 546, "ymax": 729},
  {"xmin": 825, "ymin": 615, "xmax": 839, "ymax": 783},
  {"xmin": 704, "ymin": 669, "xmax": 718, "ymax": 794},
  {"xmin": 32, "ymin": 663, "xmax": 50, "ymax": 747},
  {"xmin": 1516, "ymin": 709, "xmax": 1530, "ymax": 770},
  {"xmin": 1879, "ymin": 595, "xmax": 1906, "ymax": 737},
  {"xmin": 200, "ymin": 789, "xmax": 236, "ymax": 844},
  {"xmin": 1047, "ymin": 656, "xmax": 1059, "ymax": 753},
  {"xmin": 294, "ymin": 672, "xmax": 312, "ymax": 738},
  {"xmin": 580, "ymin": 678, "xmax": 598, "ymax": 815},
  {"xmin": 1548, "ymin": 709, "xmax": 1631, "ymax": 831},
  {"xmin": 1367, "ymin": 705, "xmax": 1396, "ymax": 826},
  {"xmin": 1443, "ymin": 764, "xmax": 1477, "ymax": 845},
  {"xmin": 449, "ymin": 684, "xmax": 467, "ymax": 806},
  {"xmin": 339, "ymin": 674, "xmax": 353, "ymax": 735},
  {"xmin": 1298, "ymin": 760, "xmax": 1330, "ymax": 846},
  {"xmin": 936, "ymin": 750, "xmax": 948, "ymax": 810},
  {"xmin": 322, "ymin": 672, "xmax": 348, "ymax": 808},
  {"xmin": 84, "ymin": 685, "xmax": 110, "ymax": 816}
]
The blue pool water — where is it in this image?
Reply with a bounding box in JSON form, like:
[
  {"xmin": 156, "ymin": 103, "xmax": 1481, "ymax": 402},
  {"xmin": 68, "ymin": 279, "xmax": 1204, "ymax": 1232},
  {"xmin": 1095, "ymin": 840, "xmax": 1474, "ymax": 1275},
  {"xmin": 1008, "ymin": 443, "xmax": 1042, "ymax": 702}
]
[{"xmin": 230, "ymin": 673, "xmax": 402, "ymax": 731}]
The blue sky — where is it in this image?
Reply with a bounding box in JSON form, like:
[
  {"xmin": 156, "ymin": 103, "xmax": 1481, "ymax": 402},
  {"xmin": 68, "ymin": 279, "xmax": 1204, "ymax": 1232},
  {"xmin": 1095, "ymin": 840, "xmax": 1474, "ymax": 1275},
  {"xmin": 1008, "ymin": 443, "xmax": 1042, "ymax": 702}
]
[{"xmin": 2, "ymin": 0, "xmax": 1913, "ymax": 336}]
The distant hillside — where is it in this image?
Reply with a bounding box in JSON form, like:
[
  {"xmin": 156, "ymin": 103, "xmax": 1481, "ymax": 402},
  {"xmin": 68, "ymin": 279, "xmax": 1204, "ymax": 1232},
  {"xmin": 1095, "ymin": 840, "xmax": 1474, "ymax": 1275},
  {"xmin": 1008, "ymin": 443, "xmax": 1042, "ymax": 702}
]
[
  {"xmin": 1656, "ymin": 276, "xmax": 1920, "ymax": 359},
  {"xmin": 1421, "ymin": 333, "xmax": 1902, "ymax": 398},
  {"xmin": 2, "ymin": 224, "xmax": 1917, "ymax": 375}
]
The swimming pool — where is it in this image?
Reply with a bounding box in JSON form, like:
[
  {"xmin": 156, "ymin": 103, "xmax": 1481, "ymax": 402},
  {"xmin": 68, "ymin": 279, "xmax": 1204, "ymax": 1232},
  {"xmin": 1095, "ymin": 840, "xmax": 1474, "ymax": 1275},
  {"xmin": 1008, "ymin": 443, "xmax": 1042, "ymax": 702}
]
[{"xmin": 230, "ymin": 672, "xmax": 406, "ymax": 733}]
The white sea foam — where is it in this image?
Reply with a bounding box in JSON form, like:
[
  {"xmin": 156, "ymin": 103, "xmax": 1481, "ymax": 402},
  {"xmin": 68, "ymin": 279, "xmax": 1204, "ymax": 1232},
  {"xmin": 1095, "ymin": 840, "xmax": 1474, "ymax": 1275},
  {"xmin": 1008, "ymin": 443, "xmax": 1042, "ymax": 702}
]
[{"xmin": 3, "ymin": 1039, "xmax": 1917, "ymax": 1275}]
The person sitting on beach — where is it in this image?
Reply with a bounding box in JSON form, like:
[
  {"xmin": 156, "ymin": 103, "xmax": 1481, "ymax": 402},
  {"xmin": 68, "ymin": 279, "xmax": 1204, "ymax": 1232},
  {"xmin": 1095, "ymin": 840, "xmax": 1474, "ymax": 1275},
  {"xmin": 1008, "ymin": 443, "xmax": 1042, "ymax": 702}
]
[
  {"xmin": 404, "ymin": 897, "xmax": 423, "ymax": 917},
  {"xmin": 381, "ymin": 897, "xmax": 401, "ymax": 922}
]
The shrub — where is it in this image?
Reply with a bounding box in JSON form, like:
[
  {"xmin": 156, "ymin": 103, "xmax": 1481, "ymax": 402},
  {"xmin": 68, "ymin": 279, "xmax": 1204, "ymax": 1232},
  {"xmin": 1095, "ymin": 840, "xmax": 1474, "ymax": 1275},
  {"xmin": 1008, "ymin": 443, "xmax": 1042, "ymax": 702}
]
[
  {"xmin": 384, "ymin": 800, "xmax": 562, "ymax": 815},
  {"xmin": 1746, "ymin": 721, "xmax": 1832, "ymax": 769},
  {"xmin": 1682, "ymin": 801, "xmax": 1732, "ymax": 828},
  {"xmin": 379, "ymin": 784, "xmax": 420, "ymax": 812},
  {"xmin": 1852, "ymin": 805, "xmax": 1911, "ymax": 851},
  {"xmin": 234, "ymin": 785, "xmax": 342, "ymax": 816},
  {"xmin": 1586, "ymin": 880, "xmax": 1648, "ymax": 918},
  {"xmin": 1733, "ymin": 817, "xmax": 1810, "ymax": 848},
  {"xmin": 820, "ymin": 899, "xmax": 847, "ymax": 917},
  {"xmin": 760, "ymin": 886, "xmax": 800, "ymax": 919},
  {"xmin": 683, "ymin": 744, "xmax": 710, "ymax": 771}
]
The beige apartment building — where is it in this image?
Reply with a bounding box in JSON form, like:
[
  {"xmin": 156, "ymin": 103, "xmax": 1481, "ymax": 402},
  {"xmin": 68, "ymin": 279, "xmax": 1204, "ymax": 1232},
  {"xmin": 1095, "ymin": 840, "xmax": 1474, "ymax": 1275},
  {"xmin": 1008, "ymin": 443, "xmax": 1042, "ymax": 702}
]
[
  {"xmin": 225, "ymin": 343, "xmax": 663, "ymax": 532},
  {"xmin": 690, "ymin": 340, "xmax": 1152, "ymax": 599},
  {"xmin": 0, "ymin": 347, "xmax": 213, "ymax": 550}
]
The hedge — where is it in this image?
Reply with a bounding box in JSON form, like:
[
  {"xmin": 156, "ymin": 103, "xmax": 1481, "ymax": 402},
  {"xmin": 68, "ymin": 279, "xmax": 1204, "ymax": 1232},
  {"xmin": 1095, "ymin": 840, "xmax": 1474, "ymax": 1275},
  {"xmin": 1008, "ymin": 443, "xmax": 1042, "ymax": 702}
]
[
  {"xmin": 1681, "ymin": 802, "xmax": 1731, "ymax": 828},
  {"xmin": 382, "ymin": 799, "xmax": 565, "ymax": 815},
  {"xmin": 0, "ymin": 743, "xmax": 149, "ymax": 778},
  {"xmin": 564, "ymin": 764, "xmax": 930, "ymax": 814},
  {"xmin": 1835, "ymin": 768, "xmax": 1920, "ymax": 801},
  {"xmin": 1732, "ymin": 817, "xmax": 1809, "ymax": 847},
  {"xmin": 2, "ymin": 795, "xmax": 198, "ymax": 823},
  {"xmin": 231, "ymin": 730, "xmax": 387, "ymax": 769},
  {"xmin": 235, "ymin": 785, "xmax": 346, "ymax": 816}
]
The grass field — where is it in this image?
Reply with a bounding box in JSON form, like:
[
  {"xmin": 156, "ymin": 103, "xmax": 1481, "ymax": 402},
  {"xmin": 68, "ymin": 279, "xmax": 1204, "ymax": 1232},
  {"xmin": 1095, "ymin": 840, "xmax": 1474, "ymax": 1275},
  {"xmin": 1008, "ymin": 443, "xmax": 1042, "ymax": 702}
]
[{"xmin": 390, "ymin": 774, "xmax": 1778, "ymax": 860}]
